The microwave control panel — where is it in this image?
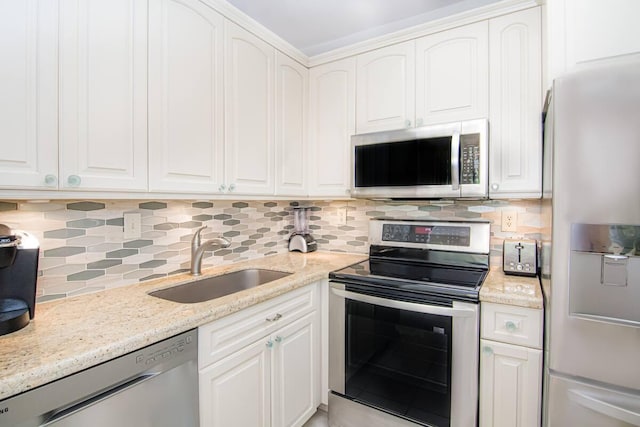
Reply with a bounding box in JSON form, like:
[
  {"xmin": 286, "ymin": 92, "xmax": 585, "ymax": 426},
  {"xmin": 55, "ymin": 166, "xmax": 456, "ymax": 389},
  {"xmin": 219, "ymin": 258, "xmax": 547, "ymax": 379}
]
[{"xmin": 460, "ymin": 133, "xmax": 480, "ymax": 185}]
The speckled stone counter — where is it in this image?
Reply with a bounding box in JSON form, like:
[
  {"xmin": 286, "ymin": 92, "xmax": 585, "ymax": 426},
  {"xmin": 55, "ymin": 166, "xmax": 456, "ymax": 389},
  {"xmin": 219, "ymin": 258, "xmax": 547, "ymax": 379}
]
[
  {"xmin": 479, "ymin": 267, "xmax": 543, "ymax": 309},
  {"xmin": 0, "ymin": 251, "xmax": 366, "ymax": 401}
]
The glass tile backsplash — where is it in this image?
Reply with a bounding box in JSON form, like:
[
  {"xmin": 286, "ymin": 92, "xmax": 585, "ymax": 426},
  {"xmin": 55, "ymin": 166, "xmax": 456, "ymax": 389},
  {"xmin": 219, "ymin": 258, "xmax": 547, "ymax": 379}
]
[{"xmin": 0, "ymin": 199, "xmax": 542, "ymax": 302}]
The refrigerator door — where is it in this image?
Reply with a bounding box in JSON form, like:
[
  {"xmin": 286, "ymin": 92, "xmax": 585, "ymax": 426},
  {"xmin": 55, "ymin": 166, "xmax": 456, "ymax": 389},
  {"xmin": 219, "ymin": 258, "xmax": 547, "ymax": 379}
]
[
  {"xmin": 548, "ymin": 375, "xmax": 640, "ymax": 427},
  {"xmin": 549, "ymin": 55, "xmax": 640, "ymax": 390}
]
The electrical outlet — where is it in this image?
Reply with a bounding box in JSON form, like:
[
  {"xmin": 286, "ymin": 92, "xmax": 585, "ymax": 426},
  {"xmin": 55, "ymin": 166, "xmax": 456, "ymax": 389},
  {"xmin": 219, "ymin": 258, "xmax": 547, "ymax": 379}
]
[
  {"xmin": 124, "ymin": 212, "xmax": 142, "ymax": 239},
  {"xmin": 501, "ymin": 211, "xmax": 517, "ymax": 232},
  {"xmin": 337, "ymin": 208, "xmax": 347, "ymax": 225}
]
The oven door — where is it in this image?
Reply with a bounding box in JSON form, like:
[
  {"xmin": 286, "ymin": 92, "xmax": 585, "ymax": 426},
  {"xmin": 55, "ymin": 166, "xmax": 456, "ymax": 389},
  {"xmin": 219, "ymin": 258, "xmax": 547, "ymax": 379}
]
[{"xmin": 329, "ymin": 281, "xmax": 479, "ymax": 427}]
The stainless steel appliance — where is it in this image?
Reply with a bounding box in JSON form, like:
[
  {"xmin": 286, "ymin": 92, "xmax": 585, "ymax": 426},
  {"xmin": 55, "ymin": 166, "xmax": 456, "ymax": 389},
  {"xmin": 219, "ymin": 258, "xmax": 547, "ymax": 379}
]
[
  {"xmin": 542, "ymin": 55, "xmax": 640, "ymax": 426},
  {"xmin": 328, "ymin": 219, "xmax": 490, "ymax": 427},
  {"xmin": 502, "ymin": 239, "xmax": 537, "ymax": 276},
  {"xmin": 350, "ymin": 119, "xmax": 488, "ymax": 199},
  {"xmin": 289, "ymin": 207, "xmax": 317, "ymax": 252},
  {"xmin": 0, "ymin": 329, "xmax": 199, "ymax": 427},
  {"xmin": 0, "ymin": 224, "xmax": 39, "ymax": 336}
]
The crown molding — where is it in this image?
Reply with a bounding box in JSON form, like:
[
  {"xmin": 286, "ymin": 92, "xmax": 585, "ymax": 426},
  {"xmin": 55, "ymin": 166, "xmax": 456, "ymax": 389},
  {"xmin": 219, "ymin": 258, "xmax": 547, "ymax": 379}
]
[
  {"xmin": 307, "ymin": 0, "xmax": 541, "ymax": 67},
  {"xmin": 200, "ymin": 0, "xmax": 310, "ymax": 67}
]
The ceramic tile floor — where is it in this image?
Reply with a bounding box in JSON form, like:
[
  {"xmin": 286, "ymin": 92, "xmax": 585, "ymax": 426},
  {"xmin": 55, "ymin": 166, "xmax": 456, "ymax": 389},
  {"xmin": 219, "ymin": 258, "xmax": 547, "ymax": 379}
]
[{"xmin": 303, "ymin": 409, "xmax": 328, "ymax": 427}]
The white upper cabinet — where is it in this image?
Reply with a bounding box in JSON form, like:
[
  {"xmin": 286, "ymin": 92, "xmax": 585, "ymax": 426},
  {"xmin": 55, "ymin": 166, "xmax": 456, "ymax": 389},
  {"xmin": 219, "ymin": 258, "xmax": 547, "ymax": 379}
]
[
  {"xmin": 416, "ymin": 21, "xmax": 489, "ymax": 126},
  {"xmin": 225, "ymin": 22, "xmax": 275, "ymax": 195},
  {"xmin": 0, "ymin": 0, "xmax": 58, "ymax": 189},
  {"xmin": 148, "ymin": 0, "xmax": 224, "ymax": 193},
  {"xmin": 308, "ymin": 58, "xmax": 356, "ymax": 198},
  {"xmin": 59, "ymin": 0, "xmax": 148, "ymax": 191},
  {"xmin": 547, "ymin": 0, "xmax": 640, "ymax": 82},
  {"xmin": 275, "ymin": 52, "xmax": 308, "ymax": 196},
  {"xmin": 355, "ymin": 41, "xmax": 416, "ymax": 134},
  {"xmin": 488, "ymin": 7, "xmax": 542, "ymax": 198}
]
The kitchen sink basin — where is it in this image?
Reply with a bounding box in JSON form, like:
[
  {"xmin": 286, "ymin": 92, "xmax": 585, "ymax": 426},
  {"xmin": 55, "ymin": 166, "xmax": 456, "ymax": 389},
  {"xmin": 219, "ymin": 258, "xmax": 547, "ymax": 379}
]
[{"xmin": 148, "ymin": 268, "xmax": 292, "ymax": 303}]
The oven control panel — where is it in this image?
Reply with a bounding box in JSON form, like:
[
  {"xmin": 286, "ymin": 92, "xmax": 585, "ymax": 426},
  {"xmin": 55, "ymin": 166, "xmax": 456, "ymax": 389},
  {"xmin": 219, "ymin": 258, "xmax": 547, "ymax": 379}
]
[
  {"xmin": 381, "ymin": 223, "xmax": 470, "ymax": 246},
  {"xmin": 370, "ymin": 219, "xmax": 490, "ymax": 254}
]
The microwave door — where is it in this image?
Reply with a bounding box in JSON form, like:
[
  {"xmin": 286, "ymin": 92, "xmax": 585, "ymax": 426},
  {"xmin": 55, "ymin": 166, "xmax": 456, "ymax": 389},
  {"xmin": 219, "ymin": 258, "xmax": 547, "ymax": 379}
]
[{"xmin": 352, "ymin": 133, "xmax": 460, "ymax": 198}]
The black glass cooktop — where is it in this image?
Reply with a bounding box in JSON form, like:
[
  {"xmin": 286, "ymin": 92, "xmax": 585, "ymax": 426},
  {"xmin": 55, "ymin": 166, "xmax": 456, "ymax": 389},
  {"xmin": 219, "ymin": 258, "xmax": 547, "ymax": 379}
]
[{"xmin": 329, "ymin": 258, "xmax": 487, "ymax": 303}]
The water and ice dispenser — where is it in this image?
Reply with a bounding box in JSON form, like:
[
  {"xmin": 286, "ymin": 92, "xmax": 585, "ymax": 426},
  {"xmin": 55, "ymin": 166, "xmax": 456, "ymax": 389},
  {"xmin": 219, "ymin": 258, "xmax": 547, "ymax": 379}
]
[{"xmin": 569, "ymin": 223, "xmax": 640, "ymax": 326}]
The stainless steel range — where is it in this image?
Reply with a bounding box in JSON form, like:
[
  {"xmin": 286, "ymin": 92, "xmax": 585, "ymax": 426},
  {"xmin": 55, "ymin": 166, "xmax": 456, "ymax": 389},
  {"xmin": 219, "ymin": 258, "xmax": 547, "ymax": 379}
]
[{"xmin": 328, "ymin": 219, "xmax": 490, "ymax": 427}]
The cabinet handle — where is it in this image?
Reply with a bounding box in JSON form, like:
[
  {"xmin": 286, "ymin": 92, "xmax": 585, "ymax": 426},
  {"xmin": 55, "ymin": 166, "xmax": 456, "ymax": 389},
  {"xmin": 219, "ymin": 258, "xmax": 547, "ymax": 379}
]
[
  {"xmin": 266, "ymin": 313, "xmax": 282, "ymax": 322},
  {"xmin": 44, "ymin": 174, "xmax": 57, "ymax": 186},
  {"xmin": 219, "ymin": 184, "xmax": 226, "ymax": 192},
  {"xmin": 266, "ymin": 340, "xmax": 274, "ymax": 349},
  {"xmin": 228, "ymin": 183, "xmax": 235, "ymax": 192},
  {"xmin": 505, "ymin": 321, "xmax": 518, "ymax": 332},
  {"xmin": 491, "ymin": 183, "xmax": 499, "ymax": 191},
  {"xmin": 405, "ymin": 119, "xmax": 412, "ymax": 128},
  {"xmin": 482, "ymin": 346, "xmax": 493, "ymax": 355},
  {"xmin": 275, "ymin": 336, "xmax": 282, "ymax": 343},
  {"xmin": 416, "ymin": 118, "xmax": 424, "ymax": 127},
  {"xmin": 67, "ymin": 175, "xmax": 81, "ymax": 187}
]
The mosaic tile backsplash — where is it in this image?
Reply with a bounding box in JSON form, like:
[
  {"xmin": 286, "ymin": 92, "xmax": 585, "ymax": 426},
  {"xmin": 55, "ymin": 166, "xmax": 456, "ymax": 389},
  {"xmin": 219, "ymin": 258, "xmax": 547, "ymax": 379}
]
[{"xmin": 0, "ymin": 199, "xmax": 542, "ymax": 302}]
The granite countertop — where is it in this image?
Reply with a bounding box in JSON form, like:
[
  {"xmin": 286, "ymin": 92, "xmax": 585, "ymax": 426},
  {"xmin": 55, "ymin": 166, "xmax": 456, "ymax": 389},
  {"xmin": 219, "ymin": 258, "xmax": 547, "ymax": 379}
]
[
  {"xmin": 0, "ymin": 251, "xmax": 366, "ymax": 401},
  {"xmin": 480, "ymin": 267, "xmax": 543, "ymax": 309},
  {"xmin": 0, "ymin": 252, "xmax": 542, "ymax": 402}
]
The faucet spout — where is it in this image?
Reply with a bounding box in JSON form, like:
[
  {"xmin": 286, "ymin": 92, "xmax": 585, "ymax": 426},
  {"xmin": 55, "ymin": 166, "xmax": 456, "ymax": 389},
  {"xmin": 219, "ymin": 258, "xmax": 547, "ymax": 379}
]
[{"xmin": 190, "ymin": 231, "xmax": 231, "ymax": 276}]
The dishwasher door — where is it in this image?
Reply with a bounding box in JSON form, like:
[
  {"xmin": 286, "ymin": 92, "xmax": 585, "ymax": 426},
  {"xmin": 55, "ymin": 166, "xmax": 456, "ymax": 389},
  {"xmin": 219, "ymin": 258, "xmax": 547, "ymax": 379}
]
[{"xmin": 2, "ymin": 329, "xmax": 199, "ymax": 427}]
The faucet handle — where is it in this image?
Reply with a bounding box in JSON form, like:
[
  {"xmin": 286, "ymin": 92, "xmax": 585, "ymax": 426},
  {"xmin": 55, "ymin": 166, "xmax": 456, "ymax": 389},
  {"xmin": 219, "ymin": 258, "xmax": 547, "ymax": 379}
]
[{"xmin": 192, "ymin": 225, "xmax": 208, "ymax": 253}]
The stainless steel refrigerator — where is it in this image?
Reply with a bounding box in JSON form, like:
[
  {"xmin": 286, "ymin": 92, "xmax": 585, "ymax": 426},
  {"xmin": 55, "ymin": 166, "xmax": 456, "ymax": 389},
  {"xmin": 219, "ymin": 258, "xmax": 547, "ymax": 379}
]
[{"xmin": 541, "ymin": 54, "xmax": 640, "ymax": 426}]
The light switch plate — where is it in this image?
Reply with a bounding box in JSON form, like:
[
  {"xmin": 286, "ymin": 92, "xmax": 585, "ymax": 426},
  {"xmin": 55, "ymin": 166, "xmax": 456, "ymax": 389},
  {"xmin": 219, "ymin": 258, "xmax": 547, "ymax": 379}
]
[{"xmin": 124, "ymin": 212, "xmax": 142, "ymax": 239}]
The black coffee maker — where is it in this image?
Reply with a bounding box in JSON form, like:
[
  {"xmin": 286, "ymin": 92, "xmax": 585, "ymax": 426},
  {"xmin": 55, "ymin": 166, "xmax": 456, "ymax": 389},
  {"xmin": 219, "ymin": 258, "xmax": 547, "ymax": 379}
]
[{"xmin": 0, "ymin": 224, "xmax": 39, "ymax": 336}]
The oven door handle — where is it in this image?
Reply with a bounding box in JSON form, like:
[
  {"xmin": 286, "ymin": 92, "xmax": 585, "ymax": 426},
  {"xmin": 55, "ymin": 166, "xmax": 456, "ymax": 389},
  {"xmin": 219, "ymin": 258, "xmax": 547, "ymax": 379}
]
[{"xmin": 331, "ymin": 288, "xmax": 476, "ymax": 318}]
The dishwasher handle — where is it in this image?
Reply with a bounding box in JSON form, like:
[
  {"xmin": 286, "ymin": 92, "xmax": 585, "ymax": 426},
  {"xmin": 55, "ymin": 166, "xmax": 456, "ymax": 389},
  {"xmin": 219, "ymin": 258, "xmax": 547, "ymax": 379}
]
[
  {"xmin": 43, "ymin": 372, "xmax": 160, "ymax": 425},
  {"xmin": 331, "ymin": 287, "xmax": 476, "ymax": 318}
]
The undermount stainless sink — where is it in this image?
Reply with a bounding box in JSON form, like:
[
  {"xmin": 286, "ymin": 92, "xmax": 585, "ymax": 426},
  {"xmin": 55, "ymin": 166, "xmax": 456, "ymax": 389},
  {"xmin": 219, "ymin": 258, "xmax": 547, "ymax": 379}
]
[{"xmin": 149, "ymin": 268, "xmax": 292, "ymax": 303}]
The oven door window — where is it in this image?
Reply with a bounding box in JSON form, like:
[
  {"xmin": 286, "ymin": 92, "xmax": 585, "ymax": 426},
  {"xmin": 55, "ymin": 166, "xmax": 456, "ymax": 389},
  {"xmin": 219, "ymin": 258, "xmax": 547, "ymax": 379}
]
[{"xmin": 345, "ymin": 298, "xmax": 452, "ymax": 427}]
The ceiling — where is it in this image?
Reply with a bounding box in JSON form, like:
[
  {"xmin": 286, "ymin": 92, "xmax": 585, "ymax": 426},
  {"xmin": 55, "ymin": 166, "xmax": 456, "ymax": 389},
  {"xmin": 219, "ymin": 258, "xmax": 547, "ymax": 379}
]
[{"xmin": 226, "ymin": 0, "xmax": 503, "ymax": 56}]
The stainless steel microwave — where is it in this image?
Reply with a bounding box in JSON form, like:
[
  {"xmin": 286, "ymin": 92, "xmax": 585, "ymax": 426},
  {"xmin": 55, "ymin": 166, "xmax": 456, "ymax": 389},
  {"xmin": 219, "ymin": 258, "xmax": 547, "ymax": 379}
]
[{"xmin": 351, "ymin": 119, "xmax": 488, "ymax": 199}]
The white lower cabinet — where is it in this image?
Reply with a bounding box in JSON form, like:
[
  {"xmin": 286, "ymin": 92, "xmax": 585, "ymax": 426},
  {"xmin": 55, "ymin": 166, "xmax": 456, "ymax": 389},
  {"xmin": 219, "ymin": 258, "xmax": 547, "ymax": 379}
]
[
  {"xmin": 479, "ymin": 302, "xmax": 543, "ymax": 427},
  {"xmin": 199, "ymin": 284, "xmax": 320, "ymax": 427}
]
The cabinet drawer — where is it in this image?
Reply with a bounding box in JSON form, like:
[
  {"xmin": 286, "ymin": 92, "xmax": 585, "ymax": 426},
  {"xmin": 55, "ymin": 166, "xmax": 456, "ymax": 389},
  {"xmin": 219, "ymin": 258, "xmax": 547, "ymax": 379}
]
[
  {"xmin": 481, "ymin": 302, "xmax": 542, "ymax": 349},
  {"xmin": 199, "ymin": 284, "xmax": 317, "ymax": 369}
]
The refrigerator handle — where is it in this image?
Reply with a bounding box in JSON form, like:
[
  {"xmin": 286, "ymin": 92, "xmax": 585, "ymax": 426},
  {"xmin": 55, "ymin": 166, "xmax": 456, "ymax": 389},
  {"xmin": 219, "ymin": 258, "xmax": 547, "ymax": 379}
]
[{"xmin": 569, "ymin": 389, "xmax": 640, "ymax": 425}]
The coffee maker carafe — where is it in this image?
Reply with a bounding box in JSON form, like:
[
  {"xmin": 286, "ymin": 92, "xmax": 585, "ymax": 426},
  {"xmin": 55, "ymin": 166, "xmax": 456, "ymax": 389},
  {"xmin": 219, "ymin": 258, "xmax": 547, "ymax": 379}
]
[
  {"xmin": 0, "ymin": 224, "xmax": 39, "ymax": 336},
  {"xmin": 288, "ymin": 208, "xmax": 317, "ymax": 253}
]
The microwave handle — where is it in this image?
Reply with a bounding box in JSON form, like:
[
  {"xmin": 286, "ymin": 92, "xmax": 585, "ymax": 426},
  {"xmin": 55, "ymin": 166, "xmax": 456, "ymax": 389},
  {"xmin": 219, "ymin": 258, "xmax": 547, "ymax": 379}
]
[{"xmin": 451, "ymin": 130, "xmax": 460, "ymax": 191}]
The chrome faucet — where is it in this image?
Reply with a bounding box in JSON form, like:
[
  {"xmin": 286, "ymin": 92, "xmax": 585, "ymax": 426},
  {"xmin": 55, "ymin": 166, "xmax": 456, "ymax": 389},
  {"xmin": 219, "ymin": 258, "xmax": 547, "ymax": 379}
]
[{"xmin": 190, "ymin": 226, "xmax": 231, "ymax": 276}]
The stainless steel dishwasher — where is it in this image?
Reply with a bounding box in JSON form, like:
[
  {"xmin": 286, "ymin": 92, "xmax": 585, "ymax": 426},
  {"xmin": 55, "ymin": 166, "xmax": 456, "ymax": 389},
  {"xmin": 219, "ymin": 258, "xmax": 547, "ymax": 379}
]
[{"xmin": 1, "ymin": 329, "xmax": 198, "ymax": 427}]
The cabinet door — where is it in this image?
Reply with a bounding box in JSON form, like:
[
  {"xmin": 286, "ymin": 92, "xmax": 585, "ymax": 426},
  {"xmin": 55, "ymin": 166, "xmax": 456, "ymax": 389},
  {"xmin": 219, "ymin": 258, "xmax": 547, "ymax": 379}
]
[
  {"xmin": 416, "ymin": 21, "xmax": 488, "ymax": 126},
  {"xmin": 225, "ymin": 22, "xmax": 275, "ymax": 195},
  {"xmin": 275, "ymin": 52, "xmax": 308, "ymax": 196},
  {"xmin": 59, "ymin": 0, "xmax": 147, "ymax": 191},
  {"xmin": 489, "ymin": 8, "xmax": 542, "ymax": 198},
  {"xmin": 272, "ymin": 312, "xmax": 319, "ymax": 427},
  {"xmin": 479, "ymin": 339, "xmax": 542, "ymax": 427},
  {"xmin": 148, "ymin": 0, "xmax": 224, "ymax": 193},
  {"xmin": 0, "ymin": 0, "xmax": 58, "ymax": 189},
  {"xmin": 308, "ymin": 58, "xmax": 356, "ymax": 198},
  {"xmin": 356, "ymin": 41, "xmax": 415, "ymax": 133},
  {"xmin": 200, "ymin": 338, "xmax": 271, "ymax": 427}
]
